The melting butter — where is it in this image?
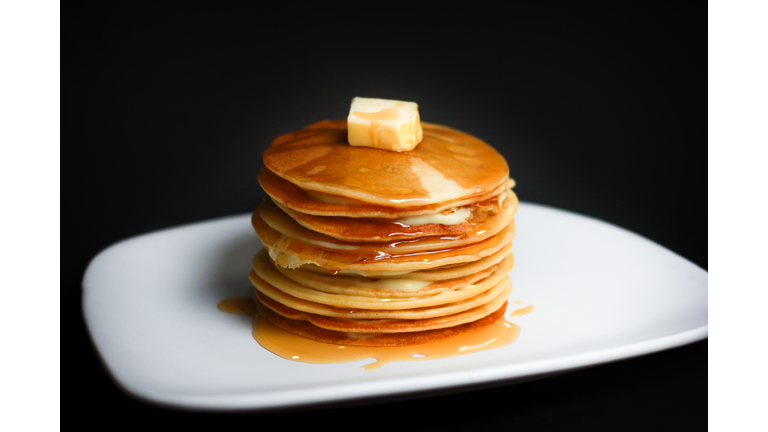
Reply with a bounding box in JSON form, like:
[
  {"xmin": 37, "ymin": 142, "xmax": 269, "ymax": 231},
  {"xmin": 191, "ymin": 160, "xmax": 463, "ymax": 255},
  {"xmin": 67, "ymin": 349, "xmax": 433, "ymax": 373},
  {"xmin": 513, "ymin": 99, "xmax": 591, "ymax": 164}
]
[
  {"xmin": 498, "ymin": 191, "xmax": 508, "ymax": 209},
  {"xmin": 368, "ymin": 278, "xmax": 433, "ymax": 292},
  {"xmin": 395, "ymin": 207, "xmax": 472, "ymax": 227},
  {"xmin": 305, "ymin": 190, "xmax": 362, "ymax": 206},
  {"xmin": 347, "ymin": 97, "xmax": 423, "ymax": 151},
  {"xmin": 299, "ymin": 237, "xmax": 360, "ymax": 250}
]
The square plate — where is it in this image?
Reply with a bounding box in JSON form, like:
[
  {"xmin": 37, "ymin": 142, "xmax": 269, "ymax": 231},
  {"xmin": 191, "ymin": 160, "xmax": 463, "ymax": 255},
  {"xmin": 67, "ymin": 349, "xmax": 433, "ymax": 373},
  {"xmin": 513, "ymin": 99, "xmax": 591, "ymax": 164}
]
[{"xmin": 82, "ymin": 202, "xmax": 707, "ymax": 410}]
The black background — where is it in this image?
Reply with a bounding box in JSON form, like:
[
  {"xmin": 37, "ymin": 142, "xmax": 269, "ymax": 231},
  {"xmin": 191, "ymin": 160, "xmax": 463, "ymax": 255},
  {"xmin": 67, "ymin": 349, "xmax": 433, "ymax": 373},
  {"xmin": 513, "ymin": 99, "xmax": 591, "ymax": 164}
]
[{"xmin": 69, "ymin": 4, "xmax": 705, "ymax": 430}]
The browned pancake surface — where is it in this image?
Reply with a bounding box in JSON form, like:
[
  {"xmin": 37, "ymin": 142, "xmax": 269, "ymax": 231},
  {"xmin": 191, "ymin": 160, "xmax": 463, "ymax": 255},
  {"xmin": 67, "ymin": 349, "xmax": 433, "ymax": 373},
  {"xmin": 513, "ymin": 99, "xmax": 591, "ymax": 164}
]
[{"xmin": 263, "ymin": 120, "xmax": 508, "ymax": 207}]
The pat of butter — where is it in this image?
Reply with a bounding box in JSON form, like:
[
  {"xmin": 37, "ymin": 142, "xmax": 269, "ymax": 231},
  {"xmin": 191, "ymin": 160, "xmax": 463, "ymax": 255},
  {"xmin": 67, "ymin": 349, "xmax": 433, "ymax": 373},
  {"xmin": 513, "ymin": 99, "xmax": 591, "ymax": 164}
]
[{"xmin": 347, "ymin": 97, "xmax": 423, "ymax": 152}]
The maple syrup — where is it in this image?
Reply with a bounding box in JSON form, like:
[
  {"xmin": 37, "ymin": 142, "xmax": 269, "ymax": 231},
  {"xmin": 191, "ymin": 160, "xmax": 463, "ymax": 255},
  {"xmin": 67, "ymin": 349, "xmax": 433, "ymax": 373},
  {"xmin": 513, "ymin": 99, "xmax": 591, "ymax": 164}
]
[
  {"xmin": 218, "ymin": 297, "xmax": 531, "ymax": 370},
  {"xmin": 353, "ymin": 104, "xmax": 404, "ymax": 146},
  {"xmin": 509, "ymin": 305, "xmax": 534, "ymax": 317}
]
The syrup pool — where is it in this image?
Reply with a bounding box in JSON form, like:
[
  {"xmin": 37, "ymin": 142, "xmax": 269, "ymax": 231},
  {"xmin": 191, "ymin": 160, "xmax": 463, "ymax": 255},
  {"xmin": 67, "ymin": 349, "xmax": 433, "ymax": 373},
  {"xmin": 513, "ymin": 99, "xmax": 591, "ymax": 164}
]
[{"xmin": 218, "ymin": 297, "xmax": 532, "ymax": 370}]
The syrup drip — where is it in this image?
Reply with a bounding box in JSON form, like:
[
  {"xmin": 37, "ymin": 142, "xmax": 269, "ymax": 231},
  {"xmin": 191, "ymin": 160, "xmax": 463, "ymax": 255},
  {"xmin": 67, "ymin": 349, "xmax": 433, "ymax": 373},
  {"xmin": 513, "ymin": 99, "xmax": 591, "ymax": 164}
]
[
  {"xmin": 260, "ymin": 196, "xmax": 509, "ymax": 253},
  {"xmin": 217, "ymin": 297, "xmax": 531, "ymax": 370},
  {"xmin": 254, "ymin": 208, "xmax": 515, "ymax": 269},
  {"xmin": 217, "ymin": 297, "xmax": 257, "ymax": 315},
  {"xmin": 353, "ymin": 104, "xmax": 404, "ymax": 146},
  {"xmin": 509, "ymin": 304, "xmax": 534, "ymax": 317}
]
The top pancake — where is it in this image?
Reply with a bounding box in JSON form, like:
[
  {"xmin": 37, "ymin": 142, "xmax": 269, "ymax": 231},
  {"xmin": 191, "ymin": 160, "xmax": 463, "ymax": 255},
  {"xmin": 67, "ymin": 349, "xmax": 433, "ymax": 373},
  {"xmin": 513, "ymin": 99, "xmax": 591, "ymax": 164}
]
[{"xmin": 263, "ymin": 120, "xmax": 509, "ymax": 208}]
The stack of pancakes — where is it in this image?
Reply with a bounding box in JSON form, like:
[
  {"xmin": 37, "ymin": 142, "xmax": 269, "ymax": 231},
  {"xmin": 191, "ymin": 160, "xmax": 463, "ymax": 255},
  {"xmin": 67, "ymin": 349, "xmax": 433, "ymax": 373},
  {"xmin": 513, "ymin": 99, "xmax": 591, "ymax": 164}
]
[{"xmin": 250, "ymin": 120, "xmax": 517, "ymax": 347}]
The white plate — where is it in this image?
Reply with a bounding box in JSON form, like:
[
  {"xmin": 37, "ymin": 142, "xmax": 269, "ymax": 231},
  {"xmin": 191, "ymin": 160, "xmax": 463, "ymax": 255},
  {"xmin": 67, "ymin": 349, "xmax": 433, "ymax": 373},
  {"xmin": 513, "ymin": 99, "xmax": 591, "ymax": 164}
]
[{"xmin": 82, "ymin": 202, "xmax": 708, "ymax": 411}]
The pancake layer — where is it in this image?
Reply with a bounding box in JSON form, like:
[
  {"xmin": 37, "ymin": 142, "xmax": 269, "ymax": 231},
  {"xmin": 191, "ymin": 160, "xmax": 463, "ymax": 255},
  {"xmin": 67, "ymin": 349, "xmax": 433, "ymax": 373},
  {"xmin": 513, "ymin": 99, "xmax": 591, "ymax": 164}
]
[
  {"xmin": 259, "ymin": 195, "xmax": 515, "ymax": 254},
  {"xmin": 273, "ymin": 252, "xmax": 515, "ymax": 298}
]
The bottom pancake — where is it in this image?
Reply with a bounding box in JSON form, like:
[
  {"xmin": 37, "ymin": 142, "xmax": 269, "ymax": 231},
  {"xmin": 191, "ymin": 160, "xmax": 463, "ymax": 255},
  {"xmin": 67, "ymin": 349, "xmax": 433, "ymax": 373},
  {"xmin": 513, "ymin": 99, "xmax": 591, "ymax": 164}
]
[{"xmin": 256, "ymin": 298, "xmax": 509, "ymax": 347}]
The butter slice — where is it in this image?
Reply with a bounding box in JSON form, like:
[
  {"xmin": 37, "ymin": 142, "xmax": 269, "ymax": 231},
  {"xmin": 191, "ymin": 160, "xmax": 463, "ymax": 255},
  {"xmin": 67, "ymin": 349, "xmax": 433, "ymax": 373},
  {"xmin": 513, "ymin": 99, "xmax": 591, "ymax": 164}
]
[{"xmin": 347, "ymin": 97, "xmax": 423, "ymax": 151}]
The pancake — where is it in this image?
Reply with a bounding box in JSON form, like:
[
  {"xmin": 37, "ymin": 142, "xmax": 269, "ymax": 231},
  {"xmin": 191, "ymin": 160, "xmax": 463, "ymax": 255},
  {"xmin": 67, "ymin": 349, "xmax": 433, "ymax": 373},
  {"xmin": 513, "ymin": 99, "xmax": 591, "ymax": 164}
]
[
  {"xmin": 254, "ymin": 210, "xmax": 516, "ymax": 271},
  {"xmin": 255, "ymin": 279, "xmax": 511, "ymax": 332},
  {"xmin": 251, "ymin": 249, "xmax": 512, "ymax": 310},
  {"xmin": 272, "ymin": 252, "xmax": 515, "ymax": 299},
  {"xmin": 250, "ymin": 270, "xmax": 511, "ymax": 320},
  {"xmin": 298, "ymin": 242, "xmax": 513, "ymax": 281},
  {"xmin": 308, "ymin": 283, "xmax": 509, "ymax": 333},
  {"xmin": 258, "ymin": 195, "xmax": 515, "ymax": 254},
  {"xmin": 263, "ymin": 120, "xmax": 509, "ymax": 208},
  {"xmin": 273, "ymin": 189, "xmax": 519, "ymax": 242},
  {"xmin": 255, "ymin": 298, "xmax": 508, "ymax": 347}
]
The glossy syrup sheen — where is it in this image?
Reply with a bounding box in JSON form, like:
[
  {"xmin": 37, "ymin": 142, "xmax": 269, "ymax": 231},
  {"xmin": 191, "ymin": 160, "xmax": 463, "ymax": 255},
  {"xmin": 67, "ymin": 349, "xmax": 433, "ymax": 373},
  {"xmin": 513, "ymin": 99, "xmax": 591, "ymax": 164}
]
[
  {"xmin": 254, "ymin": 209, "xmax": 515, "ymax": 270},
  {"xmin": 352, "ymin": 103, "xmax": 405, "ymax": 146},
  {"xmin": 258, "ymin": 196, "xmax": 515, "ymax": 254},
  {"xmin": 217, "ymin": 297, "xmax": 257, "ymax": 314},
  {"xmin": 262, "ymin": 120, "xmax": 509, "ymax": 207},
  {"xmin": 218, "ymin": 297, "xmax": 530, "ymax": 370}
]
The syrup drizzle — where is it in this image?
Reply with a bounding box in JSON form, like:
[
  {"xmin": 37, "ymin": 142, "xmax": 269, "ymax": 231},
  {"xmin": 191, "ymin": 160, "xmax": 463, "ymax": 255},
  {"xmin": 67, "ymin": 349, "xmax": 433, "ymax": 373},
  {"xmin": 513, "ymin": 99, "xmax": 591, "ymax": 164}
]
[
  {"xmin": 353, "ymin": 104, "xmax": 404, "ymax": 146},
  {"xmin": 217, "ymin": 297, "xmax": 532, "ymax": 370}
]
